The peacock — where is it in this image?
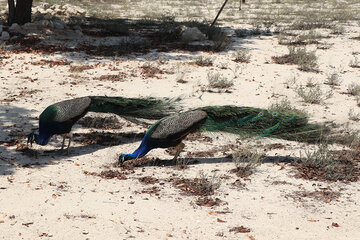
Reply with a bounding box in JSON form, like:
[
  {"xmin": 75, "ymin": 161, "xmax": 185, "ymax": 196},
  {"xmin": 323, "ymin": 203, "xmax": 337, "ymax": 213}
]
[
  {"xmin": 27, "ymin": 96, "xmax": 179, "ymax": 153},
  {"xmin": 119, "ymin": 105, "xmax": 327, "ymax": 162}
]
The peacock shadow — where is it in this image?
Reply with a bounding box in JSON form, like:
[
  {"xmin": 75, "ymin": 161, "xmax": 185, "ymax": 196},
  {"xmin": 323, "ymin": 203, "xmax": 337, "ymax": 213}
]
[
  {"xmin": 0, "ymin": 104, "xmax": 35, "ymax": 175},
  {"xmin": 1, "ymin": 131, "xmax": 145, "ymax": 175},
  {"xmin": 123, "ymin": 154, "xmax": 299, "ymax": 168}
]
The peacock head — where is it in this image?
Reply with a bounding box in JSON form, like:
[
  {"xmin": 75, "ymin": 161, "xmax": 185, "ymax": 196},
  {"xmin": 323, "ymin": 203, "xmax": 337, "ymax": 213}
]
[
  {"xmin": 27, "ymin": 133, "xmax": 50, "ymax": 146},
  {"xmin": 118, "ymin": 154, "xmax": 135, "ymax": 163}
]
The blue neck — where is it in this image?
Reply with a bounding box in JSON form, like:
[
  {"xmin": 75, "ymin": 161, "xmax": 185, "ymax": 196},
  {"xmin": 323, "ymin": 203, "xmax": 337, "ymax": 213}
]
[{"xmin": 120, "ymin": 136, "xmax": 154, "ymax": 160}]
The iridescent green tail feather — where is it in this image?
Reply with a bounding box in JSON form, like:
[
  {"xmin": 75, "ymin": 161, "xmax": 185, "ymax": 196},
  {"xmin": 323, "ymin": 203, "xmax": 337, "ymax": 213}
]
[
  {"xmin": 198, "ymin": 106, "xmax": 327, "ymax": 143},
  {"xmin": 88, "ymin": 96, "xmax": 180, "ymax": 120}
]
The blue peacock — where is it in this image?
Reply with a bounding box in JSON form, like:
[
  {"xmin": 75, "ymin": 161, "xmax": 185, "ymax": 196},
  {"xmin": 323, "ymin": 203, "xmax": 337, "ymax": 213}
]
[
  {"xmin": 119, "ymin": 105, "xmax": 326, "ymax": 162},
  {"xmin": 27, "ymin": 96, "xmax": 179, "ymax": 152}
]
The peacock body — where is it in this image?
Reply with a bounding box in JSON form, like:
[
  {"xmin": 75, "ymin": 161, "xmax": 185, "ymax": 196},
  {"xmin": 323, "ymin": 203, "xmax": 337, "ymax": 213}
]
[
  {"xmin": 28, "ymin": 96, "xmax": 179, "ymax": 150},
  {"xmin": 119, "ymin": 105, "xmax": 326, "ymax": 161}
]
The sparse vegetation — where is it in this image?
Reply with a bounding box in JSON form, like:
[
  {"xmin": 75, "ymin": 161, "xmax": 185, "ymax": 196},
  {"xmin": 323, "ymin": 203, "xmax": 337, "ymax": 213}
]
[
  {"xmin": 331, "ymin": 25, "xmax": 345, "ymax": 35},
  {"xmin": 295, "ymin": 143, "xmax": 360, "ymax": 181},
  {"xmin": 349, "ymin": 56, "xmax": 360, "ymax": 68},
  {"xmin": 278, "ymin": 30, "xmax": 323, "ymax": 45},
  {"xmin": 194, "ymin": 56, "xmax": 213, "ymax": 67},
  {"xmin": 272, "ymin": 46, "xmax": 318, "ymax": 72},
  {"xmin": 173, "ymin": 171, "xmax": 221, "ymax": 196},
  {"xmin": 232, "ymin": 49, "xmax": 251, "ymax": 63},
  {"xmin": 347, "ymin": 82, "xmax": 360, "ymax": 96},
  {"xmin": 298, "ymin": 143, "xmax": 338, "ymax": 176},
  {"xmin": 207, "ymin": 72, "xmax": 233, "ymax": 89},
  {"xmin": 324, "ymin": 73, "xmax": 342, "ymax": 87},
  {"xmin": 269, "ymin": 99, "xmax": 305, "ymax": 115},
  {"xmin": 295, "ymin": 84, "xmax": 333, "ymax": 104},
  {"xmin": 232, "ymin": 148, "xmax": 264, "ymax": 177}
]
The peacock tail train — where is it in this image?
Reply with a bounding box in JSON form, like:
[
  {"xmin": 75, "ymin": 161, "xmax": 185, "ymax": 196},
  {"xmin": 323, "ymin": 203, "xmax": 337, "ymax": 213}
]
[
  {"xmin": 88, "ymin": 96, "xmax": 180, "ymax": 119},
  {"xmin": 195, "ymin": 106, "xmax": 327, "ymax": 143},
  {"xmin": 119, "ymin": 105, "xmax": 329, "ymax": 161}
]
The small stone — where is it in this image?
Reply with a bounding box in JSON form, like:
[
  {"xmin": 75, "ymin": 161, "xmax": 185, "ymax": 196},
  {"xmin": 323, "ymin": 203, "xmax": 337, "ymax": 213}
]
[
  {"xmin": 9, "ymin": 23, "xmax": 21, "ymax": 32},
  {"xmin": 39, "ymin": 2, "xmax": 50, "ymax": 10},
  {"xmin": 45, "ymin": 9, "xmax": 55, "ymax": 15},
  {"xmin": 181, "ymin": 27, "xmax": 206, "ymax": 42},
  {"xmin": 63, "ymin": 4, "xmax": 72, "ymax": 10},
  {"xmin": 52, "ymin": 20, "xmax": 66, "ymax": 29},
  {"xmin": 66, "ymin": 8, "xmax": 78, "ymax": 16},
  {"xmin": 52, "ymin": 4, "xmax": 61, "ymax": 10},
  {"xmin": 37, "ymin": 20, "xmax": 50, "ymax": 28},
  {"xmin": 23, "ymin": 22, "xmax": 38, "ymax": 30},
  {"xmin": 74, "ymin": 29, "xmax": 83, "ymax": 37},
  {"xmin": 1, "ymin": 31, "xmax": 10, "ymax": 41},
  {"xmin": 33, "ymin": 13, "xmax": 45, "ymax": 22},
  {"xmin": 73, "ymin": 25, "xmax": 82, "ymax": 31}
]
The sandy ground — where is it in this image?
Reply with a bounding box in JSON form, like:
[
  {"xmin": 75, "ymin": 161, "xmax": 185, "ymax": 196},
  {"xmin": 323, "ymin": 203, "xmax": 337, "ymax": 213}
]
[{"xmin": 1, "ymin": 1, "xmax": 360, "ymax": 239}]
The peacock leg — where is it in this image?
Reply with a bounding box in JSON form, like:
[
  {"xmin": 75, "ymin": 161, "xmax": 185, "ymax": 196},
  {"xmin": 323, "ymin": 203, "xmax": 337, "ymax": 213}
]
[
  {"xmin": 61, "ymin": 134, "xmax": 66, "ymax": 150},
  {"xmin": 66, "ymin": 132, "xmax": 73, "ymax": 154},
  {"xmin": 172, "ymin": 142, "xmax": 185, "ymax": 163}
]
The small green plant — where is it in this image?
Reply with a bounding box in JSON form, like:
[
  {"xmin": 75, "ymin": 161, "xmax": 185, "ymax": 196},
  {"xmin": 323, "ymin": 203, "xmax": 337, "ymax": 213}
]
[
  {"xmin": 295, "ymin": 49, "xmax": 318, "ymax": 72},
  {"xmin": 330, "ymin": 25, "xmax": 345, "ymax": 35},
  {"xmin": 207, "ymin": 72, "xmax": 233, "ymax": 89},
  {"xmin": 347, "ymin": 82, "xmax": 360, "ymax": 96},
  {"xmin": 298, "ymin": 143, "xmax": 338, "ymax": 176},
  {"xmin": 232, "ymin": 148, "xmax": 264, "ymax": 177},
  {"xmin": 232, "ymin": 49, "xmax": 251, "ymax": 63},
  {"xmin": 279, "ymin": 30, "xmax": 323, "ymax": 45},
  {"xmin": 299, "ymin": 30, "xmax": 323, "ymax": 43},
  {"xmin": 269, "ymin": 99, "xmax": 305, "ymax": 115},
  {"xmin": 198, "ymin": 171, "xmax": 221, "ymax": 194},
  {"xmin": 194, "ymin": 56, "xmax": 213, "ymax": 67},
  {"xmin": 324, "ymin": 73, "xmax": 341, "ymax": 87},
  {"xmin": 349, "ymin": 56, "xmax": 360, "ymax": 68},
  {"xmin": 273, "ymin": 46, "xmax": 318, "ymax": 72},
  {"xmin": 295, "ymin": 84, "xmax": 333, "ymax": 104}
]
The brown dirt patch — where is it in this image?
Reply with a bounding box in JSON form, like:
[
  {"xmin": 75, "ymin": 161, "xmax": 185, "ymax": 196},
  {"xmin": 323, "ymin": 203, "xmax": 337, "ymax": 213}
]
[
  {"xmin": 195, "ymin": 197, "xmax": 223, "ymax": 207},
  {"xmin": 172, "ymin": 177, "xmax": 217, "ymax": 196},
  {"xmin": 83, "ymin": 170, "xmax": 128, "ymax": 180},
  {"xmin": 138, "ymin": 176, "xmax": 159, "ymax": 185},
  {"xmin": 286, "ymin": 187, "xmax": 341, "ymax": 203},
  {"xmin": 229, "ymin": 226, "xmax": 251, "ymax": 233},
  {"xmin": 293, "ymin": 149, "xmax": 360, "ymax": 182}
]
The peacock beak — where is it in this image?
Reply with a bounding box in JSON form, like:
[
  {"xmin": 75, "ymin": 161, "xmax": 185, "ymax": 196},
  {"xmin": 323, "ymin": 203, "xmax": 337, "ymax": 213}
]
[{"xmin": 119, "ymin": 155, "xmax": 126, "ymax": 163}]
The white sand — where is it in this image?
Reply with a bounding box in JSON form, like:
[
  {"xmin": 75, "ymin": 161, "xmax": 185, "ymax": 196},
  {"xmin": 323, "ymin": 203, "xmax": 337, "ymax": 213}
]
[{"xmin": 1, "ymin": 1, "xmax": 360, "ymax": 239}]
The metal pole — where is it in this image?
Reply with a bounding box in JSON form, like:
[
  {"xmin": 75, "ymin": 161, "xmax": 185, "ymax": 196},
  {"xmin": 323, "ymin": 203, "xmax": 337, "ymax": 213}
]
[{"xmin": 210, "ymin": 0, "xmax": 229, "ymax": 28}]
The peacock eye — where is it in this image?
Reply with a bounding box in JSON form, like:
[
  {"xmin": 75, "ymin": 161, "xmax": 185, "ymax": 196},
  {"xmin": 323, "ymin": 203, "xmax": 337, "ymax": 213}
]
[
  {"xmin": 258, "ymin": 112, "xmax": 264, "ymax": 117},
  {"xmin": 272, "ymin": 112, "xmax": 278, "ymax": 117}
]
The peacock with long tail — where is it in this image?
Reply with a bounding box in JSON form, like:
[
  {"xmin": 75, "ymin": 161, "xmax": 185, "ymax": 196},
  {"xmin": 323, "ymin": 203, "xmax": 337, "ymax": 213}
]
[
  {"xmin": 27, "ymin": 96, "xmax": 179, "ymax": 153},
  {"xmin": 119, "ymin": 105, "xmax": 327, "ymax": 162}
]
